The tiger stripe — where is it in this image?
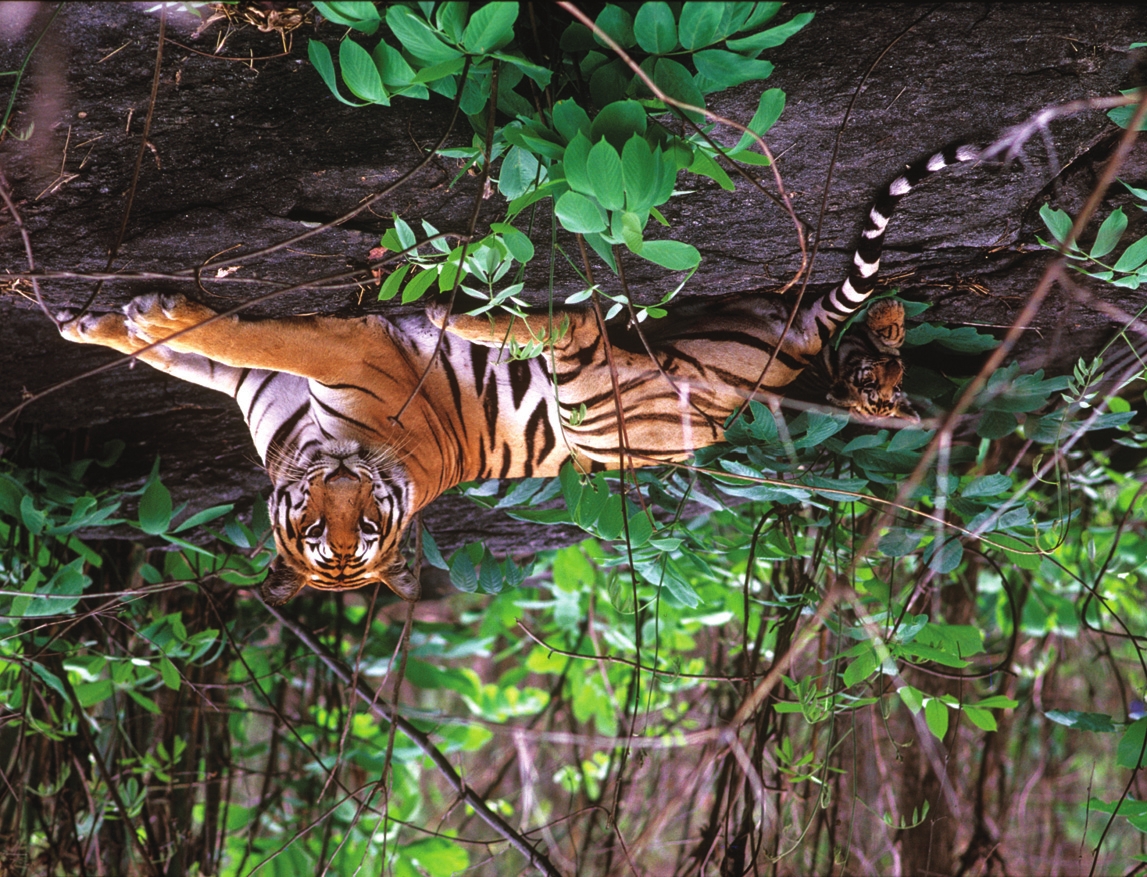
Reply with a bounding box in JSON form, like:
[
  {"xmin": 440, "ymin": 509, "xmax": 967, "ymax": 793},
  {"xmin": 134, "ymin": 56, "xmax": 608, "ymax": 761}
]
[{"xmin": 58, "ymin": 142, "xmax": 980, "ymax": 603}]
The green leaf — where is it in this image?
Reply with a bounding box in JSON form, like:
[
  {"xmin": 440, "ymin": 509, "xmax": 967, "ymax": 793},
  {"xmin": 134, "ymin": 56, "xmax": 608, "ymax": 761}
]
[
  {"xmin": 29, "ymin": 662, "xmax": 68, "ymax": 700},
  {"xmin": 742, "ymin": 2, "xmax": 783, "ymax": 31},
  {"xmin": 1046, "ymin": 710, "xmax": 1116, "ymax": 732},
  {"xmin": 1108, "ymin": 93, "xmax": 1147, "ymax": 131},
  {"xmin": 449, "ymin": 549, "xmax": 479, "ymax": 593},
  {"xmin": 339, "ymin": 39, "xmax": 388, "ymax": 104},
  {"xmin": 898, "ymin": 685, "xmax": 924, "ymax": 714},
  {"xmin": 615, "ymin": 210, "xmax": 645, "ymax": 253},
  {"xmin": 562, "ymin": 131, "xmax": 594, "ymax": 195},
  {"xmin": 678, "ymin": 2, "xmax": 725, "ymax": 50},
  {"xmin": 373, "ymin": 40, "xmax": 417, "ymax": 87},
  {"xmin": 1090, "ymin": 207, "xmax": 1127, "ymax": 259},
  {"xmin": 621, "ymin": 134, "xmax": 658, "ymax": 210},
  {"xmin": 314, "ymin": 1, "xmax": 381, "ymax": 34},
  {"xmin": 732, "ymin": 87, "xmax": 785, "ymax": 152},
  {"xmin": 843, "ymin": 646, "xmax": 879, "ymax": 687},
  {"xmin": 962, "ymin": 473, "xmax": 1012, "ymax": 498},
  {"xmin": 1039, "ymin": 203, "xmax": 1073, "ymax": 245},
  {"xmin": 593, "ymin": 4, "xmax": 635, "ymax": 49},
  {"xmin": 653, "ymin": 57, "xmax": 705, "ymax": 121},
  {"xmin": 652, "ymin": 557, "xmax": 701, "ymax": 608},
  {"xmin": 925, "ymin": 536, "xmax": 963, "ymax": 573},
  {"xmin": 19, "ymin": 494, "xmax": 46, "ymax": 535},
  {"xmin": 924, "ymin": 697, "xmax": 949, "ymax": 740},
  {"xmin": 1118, "ymin": 718, "xmax": 1147, "ymax": 769},
  {"xmin": 590, "ymin": 100, "xmax": 647, "ymax": 151},
  {"xmin": 879, "ymin": 527, "xmax": 923, "ymax": 557},
  {"xmin": 560, "ymin": 22, "xmax": 596, "ymax": 52},
  {"xmin": 963, "ymin": 706, "xmax": 998, "ymax": 732},
  {"xmin": 159, "ymin": 657, "xmax": 180, "ymax": 690},
  {"xmin": 402, "ymin": 837, "xmax": 470, "ymax": 873},
  {"xmin": 402, "ymin": 265, "xmax": 440, "ymax": 303},
  {"xmin": 905, "ymin": 323, "xmax": 999, "ymax": 353},
  {"xmin": 976, "ymin": 409, "xmax": 1018, "ymax": 440},
  {"xmin": 552, "ymin": 99, "xmax": 591, "ymax": 144},
  {"xmin": 725, "ymin": 11, "xmax": 814, "ymax": 54},
  {"xmin": 589, "ymin": 58, "xmax": 630, "ymax": 108},
  {"xmin": 477, "ymin": 552, "xmax": 504, "ymax": 594},
  {"xmin": 436, "ymin": 1, "xmax": 468, "ymax": 41},
  {"xmin": 639, "ymin": 240, "xmax": 700, "ymax": 270},
  {"xmin": 377, "ymin": 263, "xmax": 411, "ymax": 302},
  {"xmin": 975, "ymin": 695, "xmax": 1018, "ymax": 709},
  {"xmin": 386, "ymin": 6, "xmax": 463, "ymax": 64},
  {"xmin": 497, "ymin": 145, "xmax": 540, "ymax": 200},
  {"xmin": 490, "ymin": 222, "xmax": 535, "ymax": 262},
  {"xmin": 633, "ymin": 2, "xmax": 677, "ymax": 53},
  {"xmin": 586, "ymin": 140, "xmax": 625, "ymax": 210},
  {"xmin": 1113, "ymin": 234, "xmax": 1147, "ymax": 272},
  {"xmin": 138, "ymin": 476, "xmax": 173, "ymax": 536},
  {"xmin": 127, "ymin": 688, "xmax": 162, "ymax": 715},
  {"xmin": 173, "ymin": 503, "xmax": 234, "ymax": 534},
  {"xmin": 462, "ymin": 1, "xmax": 517, "ymax": 54},
  {"xmin": 410, "ymin": 55, "xmax": 466, "ymax": 84},
  {"xmin": 693, "ymin": 49, "xmax": 774, "ymax": 91},
  {"xmin": 688, "ymin": 149, "xmax": 734, "ymax": 190},
  {"xmin": 555, "ymin": 191, "xmax": 607, "ymax": 234},
  {"xmin": 0, "ymin": 474, "xmax": 23, "ymax": 516},
  {"xmin": 307, "ymin": 41, "xmax": 368, "ymax": 107}
]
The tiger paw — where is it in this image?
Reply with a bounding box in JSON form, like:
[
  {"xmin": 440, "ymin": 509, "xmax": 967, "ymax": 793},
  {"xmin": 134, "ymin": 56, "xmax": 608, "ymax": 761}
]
[
  {"xmin": 864, "ymin": 299, "xmax": 907, "ymax": 353},
  {"xmin": 124, "ymin": 293, "xmax": 219, "ymax": 343},
  {"xmin": 424, "ymin": 301, "xmax": 450, "ymax": 329},
  {"xmin": 57, "ymin": 309, "xmax": 138, "ymax": 351}
]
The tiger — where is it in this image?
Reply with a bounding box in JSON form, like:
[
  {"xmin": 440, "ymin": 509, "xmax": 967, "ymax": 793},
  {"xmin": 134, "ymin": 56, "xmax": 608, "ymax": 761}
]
[{"xmin": 56, "ymin": 142, "xmax": 979, "ymax": 605}]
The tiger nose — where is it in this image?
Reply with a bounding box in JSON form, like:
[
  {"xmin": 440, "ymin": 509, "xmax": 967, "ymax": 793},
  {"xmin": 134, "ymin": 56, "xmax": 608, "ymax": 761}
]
[{"xmin": 326, "ymin": 464, "xmax": 359, "ymax": 483}]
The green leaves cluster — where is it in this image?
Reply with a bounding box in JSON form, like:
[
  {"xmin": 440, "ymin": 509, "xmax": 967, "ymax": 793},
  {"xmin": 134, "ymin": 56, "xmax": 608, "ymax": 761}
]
[
  {"xmin": 0, "ymin": 439, "xmax": 123, "ymax": 619},
  {"xmin": 309, "ymin": 2, "xmax": 809, "ymax": 290},
  {"xmin": 378, "ymin": 215, "xmax": 533, "ymax": 316},
  {"xmin": 132, "ymin": 460, "xmax": 274, "ymax": 588},
  {"xmin": 1039, "ymin": 185, "xmax": 1147, "ymax": 289},
  {"xmin": 310, "ymin": 1, "xmax": 545, "ymax": 111}
]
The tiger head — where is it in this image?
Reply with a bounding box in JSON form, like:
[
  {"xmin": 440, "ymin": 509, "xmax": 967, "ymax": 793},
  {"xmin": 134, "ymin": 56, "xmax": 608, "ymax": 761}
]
[
  {"xmin": 259, "ymin": 442, "xmax": 419, "ymax": 606},
  {"xmin": 827, "ymin": 353, "xmax": 918, "ymax": 421}
]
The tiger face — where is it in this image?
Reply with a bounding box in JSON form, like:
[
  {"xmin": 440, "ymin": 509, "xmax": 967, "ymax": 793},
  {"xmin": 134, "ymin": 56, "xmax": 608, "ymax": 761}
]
[
  {"xmin": 260, "ymin": 442, "xmax": 419, "ymax": 606},
  {"xmin": 828, "ymin": 355, "xmax": 918, "ymax": 420}
]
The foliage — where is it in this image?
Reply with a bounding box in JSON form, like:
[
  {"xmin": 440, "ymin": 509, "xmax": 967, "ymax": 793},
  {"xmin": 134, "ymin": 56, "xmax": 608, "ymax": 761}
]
[
  {"xmin": 1038, "ymin": 182, "xmax": 1147, "ymax": 288},
  {"xmin": 5, "ymin": 4, "xmax": 1147, "ymax": 877},
  {"xmin": 311, "ymin": 0, "xmax": 808, "ymax": 305}
]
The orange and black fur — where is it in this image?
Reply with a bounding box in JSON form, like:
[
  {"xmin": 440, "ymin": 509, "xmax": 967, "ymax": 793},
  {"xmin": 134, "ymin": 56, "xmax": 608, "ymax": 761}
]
[{"xmin": 58, "ymin": 143, "xmax": 978, "ymax": 603}]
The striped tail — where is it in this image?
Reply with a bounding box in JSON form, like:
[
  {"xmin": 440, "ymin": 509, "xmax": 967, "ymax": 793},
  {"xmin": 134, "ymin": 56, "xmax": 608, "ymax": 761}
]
[{"xmin": 822, "ymin": 142, "xmax": 981, "ymax": 323}]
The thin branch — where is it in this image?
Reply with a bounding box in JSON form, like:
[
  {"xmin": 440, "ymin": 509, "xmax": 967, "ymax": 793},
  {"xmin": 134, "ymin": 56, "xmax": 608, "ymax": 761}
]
[{"xmin": 263, "ymin": 603, "xmax": 564, "ymax": 877}]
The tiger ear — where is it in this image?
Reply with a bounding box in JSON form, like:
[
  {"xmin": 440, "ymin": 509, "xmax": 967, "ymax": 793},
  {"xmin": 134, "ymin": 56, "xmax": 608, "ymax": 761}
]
[
  {"xmin": 385, "ymin": 565, "xmax": 421, "ymax": 603},
  {"xmin": 260, "ymin": 556, "xmax": 307, "ymax": 606}
]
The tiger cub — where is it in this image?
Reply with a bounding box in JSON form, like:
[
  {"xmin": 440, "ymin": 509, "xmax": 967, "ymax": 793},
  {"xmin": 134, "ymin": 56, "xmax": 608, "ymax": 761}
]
[{"xmin": 57, "ymin": 143, "xmax": 978, "ymax": 604}]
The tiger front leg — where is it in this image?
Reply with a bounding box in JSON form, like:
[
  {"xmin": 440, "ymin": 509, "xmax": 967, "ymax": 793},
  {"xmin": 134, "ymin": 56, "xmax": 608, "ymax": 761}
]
[
  {"xmin": 122, "ymin": 293, "xmax": 374, "ymax": 382},
  {"xmin": 57, "ymin": 303, "xmax": 244, "ymax": 395}
]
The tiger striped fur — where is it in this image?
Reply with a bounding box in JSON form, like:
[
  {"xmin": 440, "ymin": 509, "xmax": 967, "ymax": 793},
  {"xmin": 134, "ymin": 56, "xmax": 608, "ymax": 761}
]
[{"xmin": 57, "ymin": 142, "xmax": 979, "ymax": 604}]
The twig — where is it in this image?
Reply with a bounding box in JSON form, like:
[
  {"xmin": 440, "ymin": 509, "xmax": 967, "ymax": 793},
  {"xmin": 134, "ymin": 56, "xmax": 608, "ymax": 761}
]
[{"xmin": 263, "ymin": 603, "xmax": 565, "ymax": 877}]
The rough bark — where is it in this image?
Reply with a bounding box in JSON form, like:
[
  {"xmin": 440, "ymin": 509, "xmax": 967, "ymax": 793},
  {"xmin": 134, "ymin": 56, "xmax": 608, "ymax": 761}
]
[{"xmin": 1, "ymin": 2, "xmax": 1144, "ymax": 567}]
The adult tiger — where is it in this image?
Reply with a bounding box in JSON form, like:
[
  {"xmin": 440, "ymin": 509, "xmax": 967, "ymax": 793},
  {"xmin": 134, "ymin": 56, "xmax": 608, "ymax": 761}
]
[{"xmin": 57, "ymin": 142, "xmax": 979, "ymax": 604}]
